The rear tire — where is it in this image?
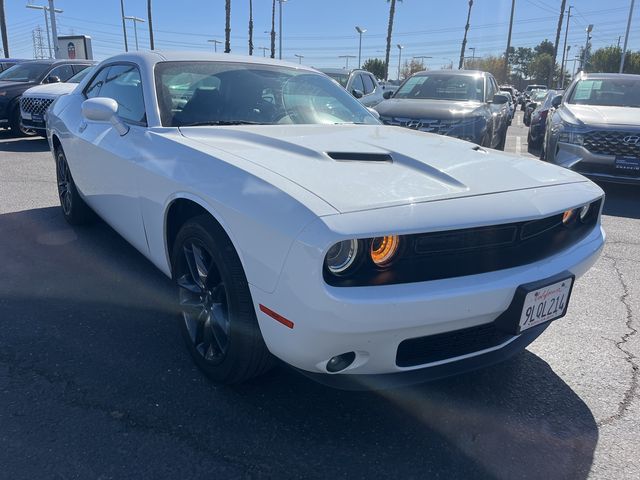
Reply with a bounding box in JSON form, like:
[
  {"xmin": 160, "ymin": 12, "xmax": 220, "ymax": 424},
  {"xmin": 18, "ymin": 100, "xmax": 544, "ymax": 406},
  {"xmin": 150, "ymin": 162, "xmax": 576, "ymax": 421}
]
[
  {"xmin": 172, "ymin": 215, "xmax": 274, "ymax": 384},
  {"xmin": 55, "ymin": 147, "xmax": 94, "ymax": 225},
  {"xmin": 496, "ymin": 128, "xmax": 507, "ymax": 151}
]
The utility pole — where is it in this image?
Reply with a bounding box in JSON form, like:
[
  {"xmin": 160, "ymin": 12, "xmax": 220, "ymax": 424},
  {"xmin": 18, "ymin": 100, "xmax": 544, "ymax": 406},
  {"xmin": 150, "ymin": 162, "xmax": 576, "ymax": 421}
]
[
  {"xmin": 208, "ymin": 39, "xmax": 222, "ymax": 52},
  {"xmin": 550, "ymin": 0, "xmax": 566, "ymax": 87},
  {"xmin": 504, "ymin": 0, "xmax": 515, "ymax": 82},
  {"xmin": 0, "ymin": 0, "xmax": 8, "ymax": 58},
  {"xmin": 32, "ymin": 26, "xmax": 46, "ymax": 59},
  {"xmin": 338, "ymin": 55, "xmax": 356, "ymax": 69},
  {"xmin": 459, "ymin": 0, "xmax": 473, "ymax": 69},
  {"xmin": 26, "ymin": 4, "xmax": 62, "ymax": 58},
  {"xmin": 581, "ymin": 24, "xmax": 593, "ymax": 73},
  {"xmin": 120, "ymin": 0, "xmax": 128, "ymax": 52},
  {"xmin": 278, "ymin": 0, "xmax": 288, "ymax": 60},
  {"xmin": 248, "ymin": 0, "xmax": 254, "ymax": 55},
  {"xmin": 147, "ymin": 0, "xmax": 154, "ymax": 50},
  {"xmin": 559, "ymin": 4, "xmax": 572, "ymax": 88},
  {"xmin": 47, "ymin": 0, "xmax": 59, "ymax": 58},
  {"xmin": 619, "ymin": 0, "xmax": 635, "ymax": 73}
]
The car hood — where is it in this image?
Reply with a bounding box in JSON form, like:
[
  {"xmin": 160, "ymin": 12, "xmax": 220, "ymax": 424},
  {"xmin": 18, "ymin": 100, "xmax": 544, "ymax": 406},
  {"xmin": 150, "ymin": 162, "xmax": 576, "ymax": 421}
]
[
  {"xmin": 375, "ymin": 99, "xmax": 484, "ymax": 119},
  {"xmin": 0, "ymin": 80, "xmax": 35, "ymax": 91},
  {"xmin": 23, "ymin": 82, "xmax": 76, "ymax": 98},
  {"xmin": 564, "ymin": 104, "xmax": 640, "ymax": 127},
  {"xmin": 179, "ymin": 125, "xmax": 588, "ymax": 214}
]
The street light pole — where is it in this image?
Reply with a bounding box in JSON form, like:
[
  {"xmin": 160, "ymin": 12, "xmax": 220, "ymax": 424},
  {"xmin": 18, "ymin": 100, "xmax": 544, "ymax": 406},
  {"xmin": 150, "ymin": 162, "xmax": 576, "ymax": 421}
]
[
  {"xmin": 619, "ymin": 0, "xmax": 635, "ymax": 73},
  {"xmin": 124, "ymin": 16, "xmax": 145, "ymax": 51},
  {"xmin": 581, "ymin": 24, "xmax": 593, "ymax": 72},
  {"xmin": 120, "ymin": 0, "xmax": 128, "ymax": 52},
  {"xmin": 338, "ymin": 55, "xmax": 356, "ymax": 69},
  {"xmin": 397, "ymin": 44, "xmax": 403, "ymax": 80},
  {"xmin": 259, "ymin": 46, "xmax": 269, "ymax": 57},
  {"xmin": 355, "ymin": 26, "xmax": 366, "ymax": 68},
  {"xmin": 294, "ymin": 53, "xmax": 303, "ymax": 64},
  {"xmin": 413, "ymin": 55, "xmax": 432, "ymax": 71}
]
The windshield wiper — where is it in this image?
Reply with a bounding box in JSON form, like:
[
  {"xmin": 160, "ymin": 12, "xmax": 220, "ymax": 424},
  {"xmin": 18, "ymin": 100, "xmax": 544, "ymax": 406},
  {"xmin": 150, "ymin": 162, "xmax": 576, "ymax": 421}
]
[{"xmin": 179, "ymin": 120, "xmax": 267, "ymax": 127}]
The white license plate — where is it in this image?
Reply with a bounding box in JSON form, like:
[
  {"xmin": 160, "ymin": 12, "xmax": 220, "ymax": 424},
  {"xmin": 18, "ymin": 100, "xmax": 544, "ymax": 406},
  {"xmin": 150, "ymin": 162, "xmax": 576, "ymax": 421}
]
[{"xmin": 519, "ymin": 278, "xmax": 573, "ymax": 332}]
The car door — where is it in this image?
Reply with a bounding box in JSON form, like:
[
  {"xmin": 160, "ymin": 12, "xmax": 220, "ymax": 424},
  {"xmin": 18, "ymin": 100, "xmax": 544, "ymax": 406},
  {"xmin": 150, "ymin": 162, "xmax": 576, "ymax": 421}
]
[
  {"xmin": 45, "ymin": 64, "xmax": 76, "ymax": 83},
  {"xmin": 68, "ymin": 63, "xmax": 150, "ymax": 254},
  {"xmin": 486, "ymin": 76, "xmax": 505, "ymax": 148},
  {"xmin": 349, "ymin": 73, "xmax": 366, "ymax": 102},
  {"xmin": 361, "ymin": 73, "xmax": 381, "ymax": 107}
]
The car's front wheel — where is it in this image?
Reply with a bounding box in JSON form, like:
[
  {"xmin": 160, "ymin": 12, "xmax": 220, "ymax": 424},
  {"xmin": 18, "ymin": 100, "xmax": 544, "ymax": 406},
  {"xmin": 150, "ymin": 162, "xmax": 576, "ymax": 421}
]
[
  {"xmin": 172, "ymin": 215, "xmax": 273, "ymax": 384},
  {"xmin": 55, "ymin": 147, "xmax": 93, "ymax": 225}
]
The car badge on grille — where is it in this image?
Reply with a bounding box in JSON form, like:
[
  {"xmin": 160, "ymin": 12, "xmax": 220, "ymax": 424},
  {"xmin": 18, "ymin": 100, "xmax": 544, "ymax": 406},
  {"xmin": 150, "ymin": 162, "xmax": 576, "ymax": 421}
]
[
  {"xmin": 33, "ymin": 99, "xmax": 42, "ymax": 107},
  {"xmin": 406, "ymin": 120, "xmax": 422, "ymax": 130},
  {"xmin": 623, "ymin": 135, "xmax": 640, "ymax": 146}
]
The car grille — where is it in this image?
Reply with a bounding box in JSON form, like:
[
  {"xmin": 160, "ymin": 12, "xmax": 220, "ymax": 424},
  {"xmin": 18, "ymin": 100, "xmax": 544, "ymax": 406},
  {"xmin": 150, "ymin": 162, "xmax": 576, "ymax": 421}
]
[
  {"xmin": 583, "ymin": 130, "xmax": 640, "ymax": 158},
  {"xmin": 396, "ymin": 322, "xmax": 513, "ymax": 367},
  {"xmin": 20, "ymin": 96, "xmax": 55, "ymax": 116},
  {"xmin": 381, "ymin": 116, "xmax": 459, "ymax": 134}
]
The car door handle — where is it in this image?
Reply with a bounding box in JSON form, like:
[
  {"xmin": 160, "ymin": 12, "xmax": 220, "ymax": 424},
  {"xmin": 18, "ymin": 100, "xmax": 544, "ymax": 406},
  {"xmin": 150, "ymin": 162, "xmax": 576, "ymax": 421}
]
[{"xmin": 78, "ymin": 122, "xmax": 87, "ymax": 133}]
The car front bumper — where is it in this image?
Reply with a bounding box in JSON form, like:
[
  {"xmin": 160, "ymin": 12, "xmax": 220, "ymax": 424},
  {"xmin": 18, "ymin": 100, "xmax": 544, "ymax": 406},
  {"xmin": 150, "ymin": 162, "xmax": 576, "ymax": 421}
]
[
  {"xmin": 249, "ymin": 187, "xmax": 605, "ymax": 382},
  {"xmin": 550, "ymin": 141, "xmax": 640, "ymax": 185}
]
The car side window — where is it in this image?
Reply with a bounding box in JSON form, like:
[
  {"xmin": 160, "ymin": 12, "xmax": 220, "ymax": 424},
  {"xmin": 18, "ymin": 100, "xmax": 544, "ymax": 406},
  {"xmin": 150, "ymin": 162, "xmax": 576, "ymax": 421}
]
[
  {"xmin": 362, "ymin": 74, "xmax": 375, "ymax": 95},
  {"xmin": 486, "ymin": 77, "xmax": 496, "ymax": 101},
  {"xmin": 48, "ymin": 64, "xmax": 75, "ymax": 82},
  {"xmin": 96, "ymin": 64, "xmax": 146, "ymax": 125},
  {"xmin": 85, "ymin": 67, "xmax": 110, "ymax": 99},
  {"xmin": 72, "ymin": 64, "xmax": 91, "ymax": 75},
  {"xmin": 351, "ymin": 74, "xmax": 365, "ymax": 94}
]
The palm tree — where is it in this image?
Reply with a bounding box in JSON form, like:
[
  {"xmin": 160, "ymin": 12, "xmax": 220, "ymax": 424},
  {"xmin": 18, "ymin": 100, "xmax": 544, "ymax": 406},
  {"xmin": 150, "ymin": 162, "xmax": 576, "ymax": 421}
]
[
  {"xmin": 0, "ymin": 0, "xmax": 9, "ymax": 58},
  {"xmin": 225, "ymin": 0, "xmax": 231, "ymax": 53},
  {"xmin": 248, "ymin": 0, "xmax": 254, "ymax": 55},
  {"xmin": 147, "ymin": 0, "xmax": 155, "ymax": 50},
  {"xmin": 270, "ymin": 0, "xmax": 276, "ymax": 58},
  {"xmin": 384, "ymin": 0, "xmax": 402, "ymax": 80}
]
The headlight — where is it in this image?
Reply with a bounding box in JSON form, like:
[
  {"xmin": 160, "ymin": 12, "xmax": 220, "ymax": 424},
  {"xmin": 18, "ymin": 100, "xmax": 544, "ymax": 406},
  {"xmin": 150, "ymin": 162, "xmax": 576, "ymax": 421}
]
[
  {"xmin": 557, "ymin": 120, "xmax": 586, "ymax": 146},
  {"xmin": 370, "ymin": 235, "xmax": 400, "ymax": 267},
  {"xmin": 325, "ymin": 239, "xmax": 360, "ymax": 275}
]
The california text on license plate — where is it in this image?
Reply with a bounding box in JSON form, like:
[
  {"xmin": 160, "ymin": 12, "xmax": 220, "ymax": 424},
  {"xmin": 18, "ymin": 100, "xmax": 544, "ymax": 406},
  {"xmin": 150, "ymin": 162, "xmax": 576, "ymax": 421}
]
[{"xmin": 519, "ymin": 278, "xmax": 573, "ymax": 332}]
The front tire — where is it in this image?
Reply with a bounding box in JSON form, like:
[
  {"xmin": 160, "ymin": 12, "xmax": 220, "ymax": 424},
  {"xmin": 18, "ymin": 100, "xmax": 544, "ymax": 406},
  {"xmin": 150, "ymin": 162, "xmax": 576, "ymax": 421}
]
[
  {"xmin": 172, "ymin": 215, "xmax": 273, "ymax": 384},
  {"xmin": 55, "ymin": 147, "xmax": 93, "ymax": 225}
]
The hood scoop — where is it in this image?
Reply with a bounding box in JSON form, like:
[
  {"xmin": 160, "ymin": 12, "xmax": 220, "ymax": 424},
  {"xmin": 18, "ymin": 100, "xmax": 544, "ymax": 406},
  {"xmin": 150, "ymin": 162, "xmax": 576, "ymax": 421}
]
[{"xmin": 326, "ymin": 152, "xmax": 393, "ymax": 162}]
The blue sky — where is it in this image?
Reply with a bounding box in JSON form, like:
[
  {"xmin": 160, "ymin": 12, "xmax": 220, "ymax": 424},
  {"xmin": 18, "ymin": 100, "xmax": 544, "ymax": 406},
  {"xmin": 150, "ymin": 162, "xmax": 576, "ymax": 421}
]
[{"xmin": 4, "ymin": 0, "xmax": 639, "ymax": 75}]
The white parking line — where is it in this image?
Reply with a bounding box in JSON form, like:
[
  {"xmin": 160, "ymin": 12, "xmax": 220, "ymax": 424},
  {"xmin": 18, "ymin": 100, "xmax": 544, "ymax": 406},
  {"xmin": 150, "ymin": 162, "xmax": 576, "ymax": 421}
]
[
  {"xmin": 516, "ymin": 136, "xmax": 522, "ymax": 155},
  {"xmin": 516, "ymin": 114, "xmax": 522, "ymax": 127}
]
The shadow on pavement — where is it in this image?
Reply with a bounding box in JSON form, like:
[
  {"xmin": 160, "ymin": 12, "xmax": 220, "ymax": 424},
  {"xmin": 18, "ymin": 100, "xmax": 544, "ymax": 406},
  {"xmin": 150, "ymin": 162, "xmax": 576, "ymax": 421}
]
[
  {"xmin": 0, "ymin": 130, "xmax": 49, "ymax": 153},
  {"xmin": 599, "ymin": 181, "xmax": 640, "ymax": 220},
  {"xmin": 0, "ymin": 206, "xmax": 598, "ymax": 479}
]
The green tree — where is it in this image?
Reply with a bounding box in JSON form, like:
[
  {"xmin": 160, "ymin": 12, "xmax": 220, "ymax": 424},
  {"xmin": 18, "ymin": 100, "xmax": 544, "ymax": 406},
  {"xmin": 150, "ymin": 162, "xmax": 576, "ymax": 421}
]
[
  {"xmin": 529, "ymin": 53, "xmax": 555, "ymax": 84},
  {"xmin": 384, "ymin": 0, "xmax": 402, "ymax": 80},
  {"xmin": 465, "ymin": 55, "xmax": 506, "ymax": 83},
  {"xmin": 534, "ymin": 40, "xmax": 555, "ymax": 57},
  {"xmin": 399, "ymin": 59, "xmax": 425, "ymax": 80},
  {"xmin": 362, "ymin": 58, "xmax": 386, "ymax": 79},
  {"xmin": 590, "ymin": 46, "xmax": 640, "ymax": 74}
]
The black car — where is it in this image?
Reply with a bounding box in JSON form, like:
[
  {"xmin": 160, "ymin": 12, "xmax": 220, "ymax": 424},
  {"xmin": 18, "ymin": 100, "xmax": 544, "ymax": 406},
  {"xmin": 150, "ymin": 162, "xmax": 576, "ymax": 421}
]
[
  {"xmin": 527, "ymin": 90, "xmax": 560, "ymax": 153},
  {"xmin": 0, "ymin": 58, "xmax": 27, "ymax": 73},
  {"xmin": 375, "ymin": 70, "xmax": 510, "ymax": 150},
  {"xmin": 0, "ymin": 59, "xmax": 93, "ymax": 135},
  {"xmin": 523, "ymin": 90, "xmax": 549, "ymax": 127}
]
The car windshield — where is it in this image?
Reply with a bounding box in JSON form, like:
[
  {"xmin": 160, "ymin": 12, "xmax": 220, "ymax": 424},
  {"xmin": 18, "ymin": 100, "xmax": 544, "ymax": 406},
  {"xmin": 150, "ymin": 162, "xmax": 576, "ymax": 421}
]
[
  {"xmin": 155, "ymin": 61, "xmax": 379, "ymax": 127},
  {"xmin": 0, "ymin": 62, "xmax": 50, "ymax": 82},
  {"xmin": 567, "ymin": 78, "xmax": 640, "ymax": 107},
  {"xmin": 531, "ymin": 91, "xmax": 548, "ymax": 101},
  {"xmin": 68, "ymin": 66, "xmax": 94, "ymax": 83},
  {"xmin": 393, "ymin": 74, "xmax": 485, "ymax": 101},
  {"xmin": 322, "ymin": 71, "xmax": 349, "ymax": 88}
]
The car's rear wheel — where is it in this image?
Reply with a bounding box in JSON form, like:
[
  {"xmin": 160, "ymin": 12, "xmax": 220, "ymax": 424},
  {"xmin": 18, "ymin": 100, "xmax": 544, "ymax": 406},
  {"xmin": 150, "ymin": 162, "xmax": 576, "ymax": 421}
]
[
  {"xmin": 496, "ymin": 127, "xmax": 507, "ymax": 151},
  {"xmin": 172, "ymin": 215, "xmax": 273, "ymax": 384},
  {"xmin": 9, "ymin": 103, "xmax": 36, "ymax": 137},
  {"xmin": 55, "ymin": 147, "xmax": 93, "ymax": 225}
]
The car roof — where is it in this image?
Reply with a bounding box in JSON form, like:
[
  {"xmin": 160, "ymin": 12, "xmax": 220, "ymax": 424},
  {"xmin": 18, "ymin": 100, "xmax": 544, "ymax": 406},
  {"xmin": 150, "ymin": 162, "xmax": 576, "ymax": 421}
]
[
  {"xmin": 0, "ymin": 58, "xmax": 27, "ymax": 63},
  {"xmin": 19, "ymin": 59, "xmax": 96, "ymax": 66},
  {"xmin": 413, "ymin": 69, "xmax": 488, "ymax": 77},
  {"xmin": 100, "ymin": 50, "xmax": 317, "ymax": 73},
  {"xmin": 577, "ymin": 72, "xmax": 640, "ymax": 80}
]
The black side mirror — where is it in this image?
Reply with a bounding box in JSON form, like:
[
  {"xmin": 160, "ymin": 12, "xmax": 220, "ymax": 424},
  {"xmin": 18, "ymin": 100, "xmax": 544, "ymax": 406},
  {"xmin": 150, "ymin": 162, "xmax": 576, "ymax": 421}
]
[
  {"xmin": 352, "ymin": 89, "xmax": 364, "ymax": 99},
  {"xmin": 46, "ymin": 75, "xmax": 61, "ymax": 84},
  {"xmin": 492, "ymin": 93, "xmax": 509, "ymax": 104},
  {"xmin": 383, "ymin": 90, "xmax": 393, "ymax": 99},
  {"xmin": 551, "ymin": 94, "xmax": 563, "ymax": 109}
]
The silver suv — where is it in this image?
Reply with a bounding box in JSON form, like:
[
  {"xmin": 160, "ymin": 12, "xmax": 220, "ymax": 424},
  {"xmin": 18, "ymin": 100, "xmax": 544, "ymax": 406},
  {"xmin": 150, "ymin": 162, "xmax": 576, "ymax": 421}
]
[
  {"xmin": 319, "ymin": 68, "xmax": 385, "ymax": 107},
  {"xmin": 543, "ymin": 73, "xmax": 640, "ymax": 185}
]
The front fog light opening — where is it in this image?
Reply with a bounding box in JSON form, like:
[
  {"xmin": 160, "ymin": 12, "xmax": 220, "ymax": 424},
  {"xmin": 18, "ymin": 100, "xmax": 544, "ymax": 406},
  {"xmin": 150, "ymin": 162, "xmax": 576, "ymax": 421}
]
[
  {"xmin": 326, "ymin": 352, "xmax": 356, "ymax": 373},
  {"xmin": 370, "ymin": 235, "xmax": 400, "ymax": 267},
  {"xmin": 562, "ymin": 209, "xmax": 576, "ymax": 225}
]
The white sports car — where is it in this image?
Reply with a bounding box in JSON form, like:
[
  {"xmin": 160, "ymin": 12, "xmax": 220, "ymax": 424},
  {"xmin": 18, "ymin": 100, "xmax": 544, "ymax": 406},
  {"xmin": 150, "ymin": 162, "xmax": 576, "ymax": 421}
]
[{"xmin": 46, "ymin": 52, "xmax": 605, "ymax": 388}]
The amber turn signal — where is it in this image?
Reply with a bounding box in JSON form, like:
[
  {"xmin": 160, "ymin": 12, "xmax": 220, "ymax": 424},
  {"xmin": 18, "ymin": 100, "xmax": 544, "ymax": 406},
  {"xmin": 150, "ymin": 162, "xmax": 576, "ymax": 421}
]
[{"xmin": 370, "ymin": 235, "xmax": 400, "ymax": 266}]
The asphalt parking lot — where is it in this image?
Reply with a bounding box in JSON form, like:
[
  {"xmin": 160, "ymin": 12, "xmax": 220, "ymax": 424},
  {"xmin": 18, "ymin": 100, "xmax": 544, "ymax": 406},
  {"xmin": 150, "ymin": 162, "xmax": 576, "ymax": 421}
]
[{"xmin": 0, "ymin": 113, "xmax": 638, "ymax": 479}]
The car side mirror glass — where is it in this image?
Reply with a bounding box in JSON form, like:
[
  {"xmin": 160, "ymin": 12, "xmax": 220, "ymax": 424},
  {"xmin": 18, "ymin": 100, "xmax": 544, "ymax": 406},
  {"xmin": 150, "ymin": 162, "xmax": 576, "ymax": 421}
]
[
  {"xmin": 492, "ymin": 94, "xmax": 509, "ymax": 104},
  {"xmin": 82, "ymin": 97, "xmax": 129, "ymax": 136},
  {"xmin": 352, "ymin": 89, "xmax": 364, "ymax": 99},
  {"xmin": 383, "ymin": 90, "xmax": 393, "ymax": 99},
  {"xmin": 47, "ymin": 75, "xmax": 61, "ymax": 84},
  {"xmin": 551, "ymin": 94, "xmax": 563, "ymax": 109}
]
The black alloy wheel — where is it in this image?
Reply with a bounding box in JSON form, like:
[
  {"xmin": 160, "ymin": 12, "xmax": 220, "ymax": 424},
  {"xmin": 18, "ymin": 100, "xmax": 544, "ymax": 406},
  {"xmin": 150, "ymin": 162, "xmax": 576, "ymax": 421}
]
[
  {"xmin": 54, "ymin": 147, "xmax": 93, "ymax": 225},
  {"xmin": 173, "ymin": 215, "xmax": 273, "ymax": 384}
]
